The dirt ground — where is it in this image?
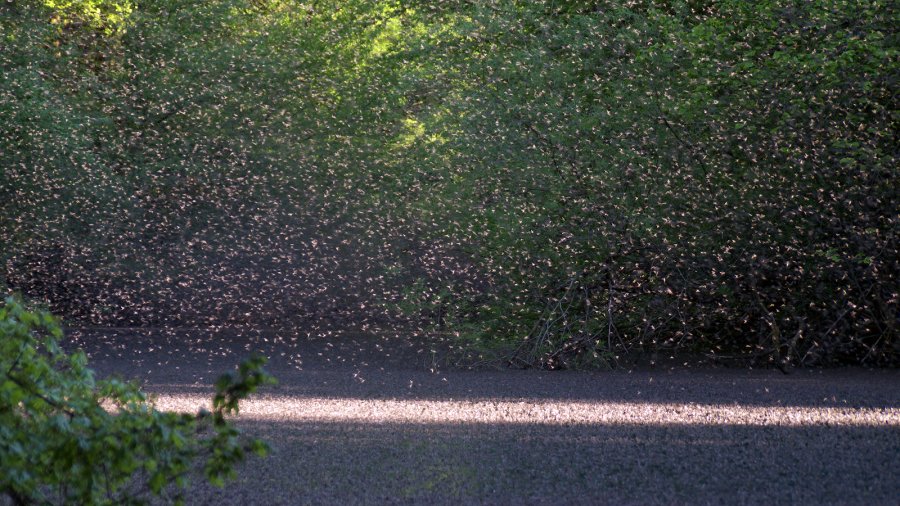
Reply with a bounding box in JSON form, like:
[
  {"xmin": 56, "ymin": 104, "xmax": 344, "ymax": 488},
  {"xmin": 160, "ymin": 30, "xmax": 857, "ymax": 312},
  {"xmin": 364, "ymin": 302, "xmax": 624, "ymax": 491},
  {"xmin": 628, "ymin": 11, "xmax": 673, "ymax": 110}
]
[{"xmin": 67, "ymin": 328, "xmax": 900, "ymax": 505}]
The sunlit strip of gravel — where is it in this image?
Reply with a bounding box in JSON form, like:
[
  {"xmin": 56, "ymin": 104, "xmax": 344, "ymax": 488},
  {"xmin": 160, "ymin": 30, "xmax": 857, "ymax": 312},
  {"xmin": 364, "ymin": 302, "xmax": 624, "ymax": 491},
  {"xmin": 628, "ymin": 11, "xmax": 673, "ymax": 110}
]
[{"xmin": 149, "ymin": 394, "xmax": 900, "ymax": 427}]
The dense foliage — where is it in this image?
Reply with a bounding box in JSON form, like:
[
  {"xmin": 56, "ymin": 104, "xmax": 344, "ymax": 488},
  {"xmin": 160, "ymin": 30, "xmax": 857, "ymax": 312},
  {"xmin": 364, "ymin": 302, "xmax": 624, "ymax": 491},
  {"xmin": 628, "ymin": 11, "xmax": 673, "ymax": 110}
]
[
  {"xmin": 1, "ymin": 0, "xmax": 897, "ymax": 366},
  {"xmin": 0, "ymin": 297, "xmax": 274, "ymax": 504}
]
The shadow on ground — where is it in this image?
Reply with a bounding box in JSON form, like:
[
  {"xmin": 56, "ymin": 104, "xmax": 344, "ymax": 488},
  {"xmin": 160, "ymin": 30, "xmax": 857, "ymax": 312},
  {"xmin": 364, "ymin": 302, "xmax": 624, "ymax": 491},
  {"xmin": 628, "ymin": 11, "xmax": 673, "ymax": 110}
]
[
  {"xmin": 68, "ymin": 328, "xmax": 900, "ymax": 408},
  {"xmin": 188, "ymin": 420, "xmax": 898, "ymax": 505}
]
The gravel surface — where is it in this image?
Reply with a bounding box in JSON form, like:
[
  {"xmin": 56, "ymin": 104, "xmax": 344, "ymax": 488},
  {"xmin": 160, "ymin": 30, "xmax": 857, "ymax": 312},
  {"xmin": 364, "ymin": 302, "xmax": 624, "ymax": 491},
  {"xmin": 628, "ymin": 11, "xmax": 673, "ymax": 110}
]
[{"xmin": 68, "ymin": 328, "xmax": 900, "ymax": 505}]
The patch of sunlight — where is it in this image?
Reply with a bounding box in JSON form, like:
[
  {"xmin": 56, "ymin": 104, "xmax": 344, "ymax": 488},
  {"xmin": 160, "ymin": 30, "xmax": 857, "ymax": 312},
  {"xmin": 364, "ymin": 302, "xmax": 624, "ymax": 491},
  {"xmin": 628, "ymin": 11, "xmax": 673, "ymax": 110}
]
[
  {"xmin": 45, "ymin": 0, "xmax": 134, "ymax": 35},
  {"xmin": 148, "ymin": 394, "xmax": 900, "ymax": 427},
  {"xmin": 370, "ymin": 16, "xmax": 403, "ymax": 58},
  {"xmin": 394, "ymin": 117, "xmax": 426, "ymax": 148}
]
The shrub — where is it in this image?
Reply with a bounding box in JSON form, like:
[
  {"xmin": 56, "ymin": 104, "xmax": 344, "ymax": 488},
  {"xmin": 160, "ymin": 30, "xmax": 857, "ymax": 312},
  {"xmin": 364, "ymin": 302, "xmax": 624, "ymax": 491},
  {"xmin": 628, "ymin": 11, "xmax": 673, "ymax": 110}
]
[{"xmin": 0, "ymin": 296, "xmax": 275, "ymax": 505}]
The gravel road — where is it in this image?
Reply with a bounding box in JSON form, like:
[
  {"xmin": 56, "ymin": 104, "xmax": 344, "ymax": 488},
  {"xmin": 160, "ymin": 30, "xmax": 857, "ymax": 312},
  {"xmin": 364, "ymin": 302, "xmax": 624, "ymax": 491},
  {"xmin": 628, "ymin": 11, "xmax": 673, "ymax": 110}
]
[{"xmin": 67, "ymin": 328, "xmax": 900, "ymax": 505}]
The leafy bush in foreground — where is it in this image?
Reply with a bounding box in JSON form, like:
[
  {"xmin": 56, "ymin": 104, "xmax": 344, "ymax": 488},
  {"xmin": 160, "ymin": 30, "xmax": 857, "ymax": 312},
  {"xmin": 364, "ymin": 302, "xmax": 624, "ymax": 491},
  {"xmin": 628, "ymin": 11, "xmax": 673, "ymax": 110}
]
[{"xmin": 0, "ymin": 296, "xmax": 275, "ymax": 505}]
